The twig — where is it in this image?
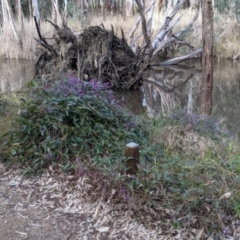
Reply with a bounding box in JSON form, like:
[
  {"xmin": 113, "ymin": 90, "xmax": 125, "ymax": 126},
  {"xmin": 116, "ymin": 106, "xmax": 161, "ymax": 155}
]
[
  {"xmin": 46, "ymin": 19, "xmax": 60, "ymax": 30},
  {"xmin": 34, "ymin": 38, "xmax": 59, "ymax": 56},
  {"xmin": 34, "ymin": 16, "xmax": 49, "ymax": 46},
  {"xmin": 135, "ymin": 0, "xmax": 150, "ymax": 46},
  {"xmin": 159, "ymin": 48, "xmax": 202, "ymax": 65}
]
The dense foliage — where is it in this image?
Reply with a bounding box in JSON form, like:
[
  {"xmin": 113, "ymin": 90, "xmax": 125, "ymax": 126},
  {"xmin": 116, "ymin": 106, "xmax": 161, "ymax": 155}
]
[{"xmin": 1, "ymin": 77, "xmax": 148, "ymax": 173}]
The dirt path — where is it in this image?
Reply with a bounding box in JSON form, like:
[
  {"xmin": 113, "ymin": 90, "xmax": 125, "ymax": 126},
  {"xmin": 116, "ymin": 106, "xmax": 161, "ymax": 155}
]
[{"xmin": 0, "ymin": 164, "xmax": 201, "ymax": 240}]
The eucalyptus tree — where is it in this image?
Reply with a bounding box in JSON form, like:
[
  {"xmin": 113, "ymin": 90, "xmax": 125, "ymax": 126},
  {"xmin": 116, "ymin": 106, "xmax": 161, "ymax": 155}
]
[
  {"xmin": 51, "ymin": 0, "xmax": 62, "ymax": 25},
  {"xmin": 0, "ymin": 0, "xmax": 7, "ymax": 29},
  {"xmin": 32, "ymin": 0, "xmax": 40, "ymax": 24},
  {"xmin": 28, "ymin": 0, "xmax": 32, "ymax": 19},
  {"xmin": 201, "ymin": 0, "xmax": 213, "ymax": 115},
  {"xmin": 14, "ymin": 0, "xmax": 23, "ymax": 24},
  {"xmin": 2, "ymin": 0, "xmax": 22, "ymax": 46},
  {"xmin": 126, "ymin": 0, "xmax": 136, "ymax": 16},
  {"xmin": 63, "ymin": 0, "xmax": 68, "ymax": 23}
]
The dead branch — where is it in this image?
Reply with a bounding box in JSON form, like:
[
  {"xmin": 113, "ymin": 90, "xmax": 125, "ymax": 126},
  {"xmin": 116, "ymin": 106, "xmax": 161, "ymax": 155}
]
[
  {"xmin": 146, "ymin": 73, "xmax": 194, "ymax": 92},
  {"xmin": 176, "ymin": 1, "xmax": 200, "ymax": 39},
  {"xmin": 34, "ymin": 38, "xmax": 59, "ymax": 56},
  {"xmin": 150, "ymin": 65, "xmax": 202, "ymax": 75},
  {"xmin": 34, "ymin": 16, "xmax": 49, "ymax": 46},
  {"xmin": 129, "ymin": 0, "xmax": 157, "ymax": 48},
  {"xmin": 159, "ymin": 48, "xmax": 202, "ymax": 65},
  {"xmin": 46, "ymin": 19, "xmax": 60, "ymax": 30},
  {"xmin": 151, "ymin": 0, "xmax": 184, "ymax": 49},
  {"xmin": 33, "ymin": 0, "xmax": 202, "ymax": 91},
  {"xmin": 135, "ymin": 0, "xmax": 151, "ymax": 47},
  {"xmin": 34, "ymin": 24, "xmax": 142, "ymax": 90}
]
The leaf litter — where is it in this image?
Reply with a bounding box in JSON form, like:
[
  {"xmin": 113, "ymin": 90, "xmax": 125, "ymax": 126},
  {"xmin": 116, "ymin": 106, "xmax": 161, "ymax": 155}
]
[{"xmin": 0, "ymin": 163, "xmax": 235, "ymax": 239}]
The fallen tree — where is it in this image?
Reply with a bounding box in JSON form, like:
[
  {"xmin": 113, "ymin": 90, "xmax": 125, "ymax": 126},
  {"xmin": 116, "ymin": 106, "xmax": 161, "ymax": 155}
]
[
  {"xmin": 34, "ymin": 0, "xmax": 201, "ymax": 90},
  {"xmin": 35, "ymin": 23, "xmax": 144, "ymax": 89}
]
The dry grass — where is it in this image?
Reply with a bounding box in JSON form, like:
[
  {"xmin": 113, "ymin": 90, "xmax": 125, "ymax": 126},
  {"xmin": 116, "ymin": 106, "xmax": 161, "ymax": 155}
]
[
  {"xmin": 153, "ymin": 124, "xmax": 217, "ymax": 158},
  {"xmin": 214, "ymin": 11, "xmax": 240, "ymax": 59},
  {"xmin": 0, "ymin": 9, "xmax": 240, "ymax": 60},
  {"xmin": 87, "ymin": 8, "xmax": 203, "ymax": 49},
  {"xmin": 88, "ymin": 14, "xmax": 138, "ymax": 37},
  {"xmin": 0, "ymin": 19, "xmax": 54, "ymax": 59},
  {"xmin": 88, "ymin": 8, "xmax": 240, "ymax": 59}
]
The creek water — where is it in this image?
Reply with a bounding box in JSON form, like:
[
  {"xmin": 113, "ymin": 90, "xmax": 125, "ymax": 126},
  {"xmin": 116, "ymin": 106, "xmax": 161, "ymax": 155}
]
[{"xmin": 1, "ymin": 59, "xmax": 240, "ymax": 137}]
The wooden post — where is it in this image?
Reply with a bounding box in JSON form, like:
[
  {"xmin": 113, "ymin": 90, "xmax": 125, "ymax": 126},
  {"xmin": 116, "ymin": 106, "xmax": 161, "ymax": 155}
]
[{"xmin": 125, "ymin": 142, "xmax": 139, "ymax": 175}]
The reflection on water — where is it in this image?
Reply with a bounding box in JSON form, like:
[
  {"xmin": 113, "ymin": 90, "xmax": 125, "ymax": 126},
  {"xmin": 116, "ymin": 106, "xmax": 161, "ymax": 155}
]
[
  {"xmin": 143, "ymin": 60, "xmax": 240, "ymax": 137},
  {"xmin": 1, "ymin": 59, "xmax": 240, "ymax": 137},
  {"xmin": 213, "ymin": 61, "xmax": 240, "ymax": 137},
  {"xmin": 142, "ymin": 64, "xmax": 202, "ymax": 117},
  {"xmin": 0, "ymin": 59, "xmax": 34, "ymax": 93}
]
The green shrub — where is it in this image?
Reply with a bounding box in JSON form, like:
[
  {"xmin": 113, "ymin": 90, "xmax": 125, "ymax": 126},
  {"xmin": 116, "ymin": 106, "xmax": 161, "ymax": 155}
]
[{"xmin": 1, "ymin": 77, "xmax": 148, "ymax": 173}]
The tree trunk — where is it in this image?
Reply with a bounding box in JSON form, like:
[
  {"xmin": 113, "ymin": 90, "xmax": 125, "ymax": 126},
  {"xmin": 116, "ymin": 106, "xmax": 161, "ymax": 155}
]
[
  {"xmin": 63, "ymin": 0, "xmax": 68, "ymax": 24},
  {"xmin": 111, "ymin": 0, "xmax": 117, "ymax": 15},
  {"xmin": 127, "ymin": 0, "xmax": 135, "ymax": 16},
  {"xmin": 32, "ymin": 0, "xmax": 40, "ymax": 26},
  {"xmin": 104, "ymin": 0, "xmax": 112, "ymax": 13},
  {"xmin": 80, "ymin": 0, "xmax": 84, "ymax": 26},
  {"xmin": 1, "ymin": 0, "xmax": 7, "ymax": 29},
  {"xmin": 3, "ymin": 0, "xmax": 22, "ymax": 46},
  {"xmin": 200, "ymin": 0, "xmax": 213, "ymax": 115},
  {"xmin": 211, "ymin": 0, "xmax": 214, "ymax": 9},
  {"xmin": 14, "ymin": 0, "xmax": 20, "ymax": 23},
  {"xmin": 96, "ymin": 0, "xmax": 101, "ymax": 14},
  {"xmin": 16, "ymin": 0, "xmax": 25, "ymax": 43},
  {"xmin": 51, "ymin": 0, "xmax": 57, "ymax": 24},
  {"xmin": 147, "ymin": 0, "xmax": 157, "ymax": 37},
  {"xmin": 52, "ymin": 0, "xmax": 62, "ymax": 26},
  {"xmin": 28, "ymin": 0, "xmax": 32, "ymax": 20},
  {"xmin": 183, "ymin": 0, "xmax": 190, "ymax": 9},
  {"xmin": 121, "ymin": 0, "xmax": 126, "ymax": 17}
]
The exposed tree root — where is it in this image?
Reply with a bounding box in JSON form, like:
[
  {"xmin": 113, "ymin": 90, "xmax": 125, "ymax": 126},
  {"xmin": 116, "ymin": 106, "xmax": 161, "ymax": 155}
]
[
  {"xmin": 35, "ymin": 20, "xmax": 144, "ymax": 89},
  {"xmin": 34, "ymin": 0, "xmax": 201, "ymax": 90}
]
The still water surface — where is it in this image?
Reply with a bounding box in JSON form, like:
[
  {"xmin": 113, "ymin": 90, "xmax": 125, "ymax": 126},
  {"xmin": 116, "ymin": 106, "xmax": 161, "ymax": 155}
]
[
  {"xmin": 120, "ymin": 60, "xmax": 240, "ymax": 138},
  {"xmin": 1, "ymin": 59, "xmax": 240, "ymax": 137}
]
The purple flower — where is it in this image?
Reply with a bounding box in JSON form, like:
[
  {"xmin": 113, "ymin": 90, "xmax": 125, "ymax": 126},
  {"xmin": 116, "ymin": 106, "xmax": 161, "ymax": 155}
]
[
  {"xmin": 78, "ymin": 169, "xmax": 87, "ymax": 176},
  {"xmin": 120, "ymin": 188, "xmax": 127, "ymax": 193},
  {"xmin": 120, "ymin": 188, "xmax": 131, "ymax": 201},
  {"xmin": 45, "ymin": 152, "xmax": 52, "ymax": 160},
  {"xmin": 47, "ymin": 107, "xmax": 53, "ymax": 113}
]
